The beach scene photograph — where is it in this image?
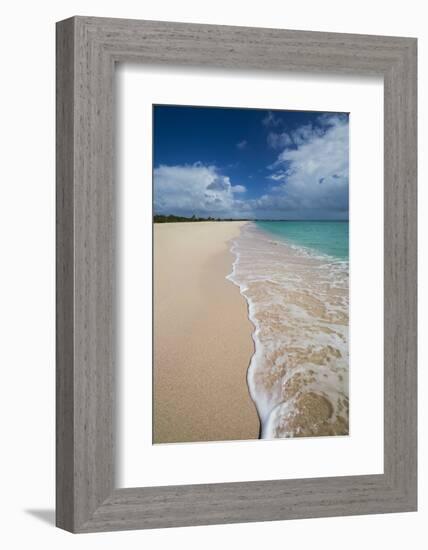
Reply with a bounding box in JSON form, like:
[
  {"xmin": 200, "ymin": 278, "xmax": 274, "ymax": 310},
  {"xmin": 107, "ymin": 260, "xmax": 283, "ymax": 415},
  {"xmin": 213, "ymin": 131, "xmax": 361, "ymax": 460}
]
[{"xmin": 153, "ymin": 105, "xmax": 349, "ymax": 444}]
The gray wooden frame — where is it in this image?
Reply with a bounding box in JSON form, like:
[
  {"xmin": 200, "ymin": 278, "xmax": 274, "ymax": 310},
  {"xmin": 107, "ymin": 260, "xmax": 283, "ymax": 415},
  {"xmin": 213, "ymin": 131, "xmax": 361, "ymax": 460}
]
[{"xmin": 56, "ymin": 16, "xmax": 417, "ymax": 533}]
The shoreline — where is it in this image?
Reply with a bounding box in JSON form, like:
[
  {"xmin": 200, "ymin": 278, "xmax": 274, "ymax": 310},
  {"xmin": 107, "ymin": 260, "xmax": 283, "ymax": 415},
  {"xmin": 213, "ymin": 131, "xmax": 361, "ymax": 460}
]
[
  {"xmin": 228, "ymin": 222, "xmax": 349, "ymax": 439},
  {"xmin": 153, "ymin": 221, "xmax": 260, "ymax": 444}
]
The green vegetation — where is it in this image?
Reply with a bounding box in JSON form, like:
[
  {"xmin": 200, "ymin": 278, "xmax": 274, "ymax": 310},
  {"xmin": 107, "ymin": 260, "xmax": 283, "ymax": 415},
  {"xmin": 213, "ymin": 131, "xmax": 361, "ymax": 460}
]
[{"xmin": 153, "ymin": 214, "xmax": 249, "ymax": 223}]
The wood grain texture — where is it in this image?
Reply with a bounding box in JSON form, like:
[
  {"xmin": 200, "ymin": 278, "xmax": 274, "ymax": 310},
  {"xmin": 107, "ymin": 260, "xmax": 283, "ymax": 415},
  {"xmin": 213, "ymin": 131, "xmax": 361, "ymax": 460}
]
[
  {"xmin": 56, "ymin": 16, "xmax": 417, "ymax": 533},
  {"xmin": 56, "ymin": 18, "xmax": 75, "ymax": 532}
]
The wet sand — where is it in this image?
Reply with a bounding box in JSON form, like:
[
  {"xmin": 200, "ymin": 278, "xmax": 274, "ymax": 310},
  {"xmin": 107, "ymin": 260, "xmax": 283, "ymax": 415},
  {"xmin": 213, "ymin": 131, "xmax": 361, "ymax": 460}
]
[{"xmin": 153, "ymin": 221, "xmax": 260, "ymax": 443}]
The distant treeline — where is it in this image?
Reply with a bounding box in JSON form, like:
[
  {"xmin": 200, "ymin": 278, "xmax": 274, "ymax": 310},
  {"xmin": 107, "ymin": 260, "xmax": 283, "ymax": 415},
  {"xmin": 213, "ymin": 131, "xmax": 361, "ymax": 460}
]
[
  {"xmin": 153, "ymin": 215, "xmax": 347, "ymax": 223},
  {"xmin": 153, "ymin": 214, "xmax": 249, "ymax": 223}
]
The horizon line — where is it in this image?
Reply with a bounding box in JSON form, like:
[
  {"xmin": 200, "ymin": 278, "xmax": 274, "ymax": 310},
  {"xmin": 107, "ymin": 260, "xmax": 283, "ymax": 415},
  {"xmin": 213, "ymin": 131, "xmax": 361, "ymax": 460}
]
[{"xmin": 153, "ymin": 214, "xmax": 349, "ymax": 222}]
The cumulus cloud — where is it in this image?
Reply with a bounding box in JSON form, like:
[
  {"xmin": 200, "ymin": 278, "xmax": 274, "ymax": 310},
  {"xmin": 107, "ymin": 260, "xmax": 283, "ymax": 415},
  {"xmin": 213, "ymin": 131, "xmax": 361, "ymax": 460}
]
[
  {"xmin": 154, "ymin": 114, "xmax": 348, "ymax": 220},
  {"xmin": 267, "ymin": 131, "xmax": 293, "ymax": 149},
  {"xmin": 154, "ymin": 163, "xmax": 247, "ymax": 217},
  {"xmin": 232, "ymin": 184, "xmax": 246, "ymax": 193},
  {"xmin": 206, "ymin": 177, "xmax": 230, "ymax": 191},
  {"xmin": 258, "ymin": 114, "xmax": 349, "ymax": 218}
]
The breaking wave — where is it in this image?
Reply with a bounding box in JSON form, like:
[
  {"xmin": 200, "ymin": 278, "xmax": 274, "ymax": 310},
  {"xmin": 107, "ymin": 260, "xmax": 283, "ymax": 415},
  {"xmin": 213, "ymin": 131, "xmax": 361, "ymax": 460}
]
[{"xmin": 227, "ymin": 222, "xmax": 349, "ymax": 439}]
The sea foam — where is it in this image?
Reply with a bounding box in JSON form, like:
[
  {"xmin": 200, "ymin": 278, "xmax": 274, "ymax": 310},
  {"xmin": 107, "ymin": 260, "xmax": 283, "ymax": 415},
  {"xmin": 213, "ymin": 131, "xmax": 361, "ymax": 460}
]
[{"xmin": 227, "ymin": 223, "xmax": 349, "ymax": 439}]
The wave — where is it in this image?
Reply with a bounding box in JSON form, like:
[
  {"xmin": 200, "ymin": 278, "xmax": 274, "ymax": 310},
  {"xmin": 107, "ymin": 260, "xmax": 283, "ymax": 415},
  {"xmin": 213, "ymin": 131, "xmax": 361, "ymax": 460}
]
[{"xmin": 227, "ymin": 222, "xmax": 349, "ymax": 439}]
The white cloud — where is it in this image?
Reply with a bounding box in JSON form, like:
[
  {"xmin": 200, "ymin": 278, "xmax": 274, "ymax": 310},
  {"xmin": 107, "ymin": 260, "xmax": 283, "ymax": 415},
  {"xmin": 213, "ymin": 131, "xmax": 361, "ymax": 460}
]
[
  {"xmin": 232, "ymin": 184, "xmax": 246, "ymax": 193},
  {"xmin": 267, "ymin": 115, "xmax": 345, "ymax": 150},
  {"xmin": 267, "ymin": 172, "xmax": 287, "ymax": 181},
  {"xmin": 262, "ymin": 111, "xmax": 282, "ymax": 127},
  {"xmin": 267, "ymin": 132, "xmax": 293, "ymax": 149},
  {"xmin": 154, "ymin": 163, "xmax": 248, "ymax": 217},
  {"xmin": 153, "ymin": 115, "xmax": 348, "ymax": 220},
  {"xmin": 258, "ymin": 114, "xmax": 349, "ymax": 218},
  {"xmin": 236, "ymin": 139, "xmax": 247, "ymax": 150}
]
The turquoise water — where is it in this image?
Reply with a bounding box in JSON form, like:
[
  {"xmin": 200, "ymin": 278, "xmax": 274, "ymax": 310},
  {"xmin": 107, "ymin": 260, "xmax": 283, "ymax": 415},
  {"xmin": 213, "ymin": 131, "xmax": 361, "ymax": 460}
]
[
  {"xmin": 255, "ymin": 221, "xmax": 349, "ymax": 260},
  {"xmin": 228, "ymin": 222, "xmax": 349, "ymax": 438}
]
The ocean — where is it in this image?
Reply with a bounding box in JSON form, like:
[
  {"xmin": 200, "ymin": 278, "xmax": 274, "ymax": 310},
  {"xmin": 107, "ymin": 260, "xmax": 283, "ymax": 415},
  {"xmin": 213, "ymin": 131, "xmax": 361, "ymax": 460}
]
[
  {"xmin": 255, "ymin": 221, "xmax": 349, "ymax": 260},
  {"xmin": 227, "ymin": 221, "xmax": 349, "ymax": 439}
]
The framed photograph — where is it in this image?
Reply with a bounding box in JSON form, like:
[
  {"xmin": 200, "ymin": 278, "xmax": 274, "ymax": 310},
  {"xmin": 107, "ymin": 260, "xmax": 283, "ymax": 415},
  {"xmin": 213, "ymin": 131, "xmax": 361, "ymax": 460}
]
[
  {"xmin": 151, "ymin": 105, "xmax": 351, "ymax": 445},
  {"xmin": 56, "ymin": 16, "xmax": 417, "ymax": 532}
]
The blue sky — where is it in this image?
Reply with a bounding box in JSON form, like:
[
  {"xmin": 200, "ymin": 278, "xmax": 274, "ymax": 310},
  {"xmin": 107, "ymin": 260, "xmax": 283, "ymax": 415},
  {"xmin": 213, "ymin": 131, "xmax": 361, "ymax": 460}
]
[{"xmin": 153, "ymin": 105, "xmax": 349, "ymax": 220}]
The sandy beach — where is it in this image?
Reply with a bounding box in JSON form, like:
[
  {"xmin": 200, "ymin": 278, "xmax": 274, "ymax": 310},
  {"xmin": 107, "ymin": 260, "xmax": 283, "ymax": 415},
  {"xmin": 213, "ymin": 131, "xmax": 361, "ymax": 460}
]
[{"xmin": 153, "ymin": 221, "xmax": 259, "ymax": 444}]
